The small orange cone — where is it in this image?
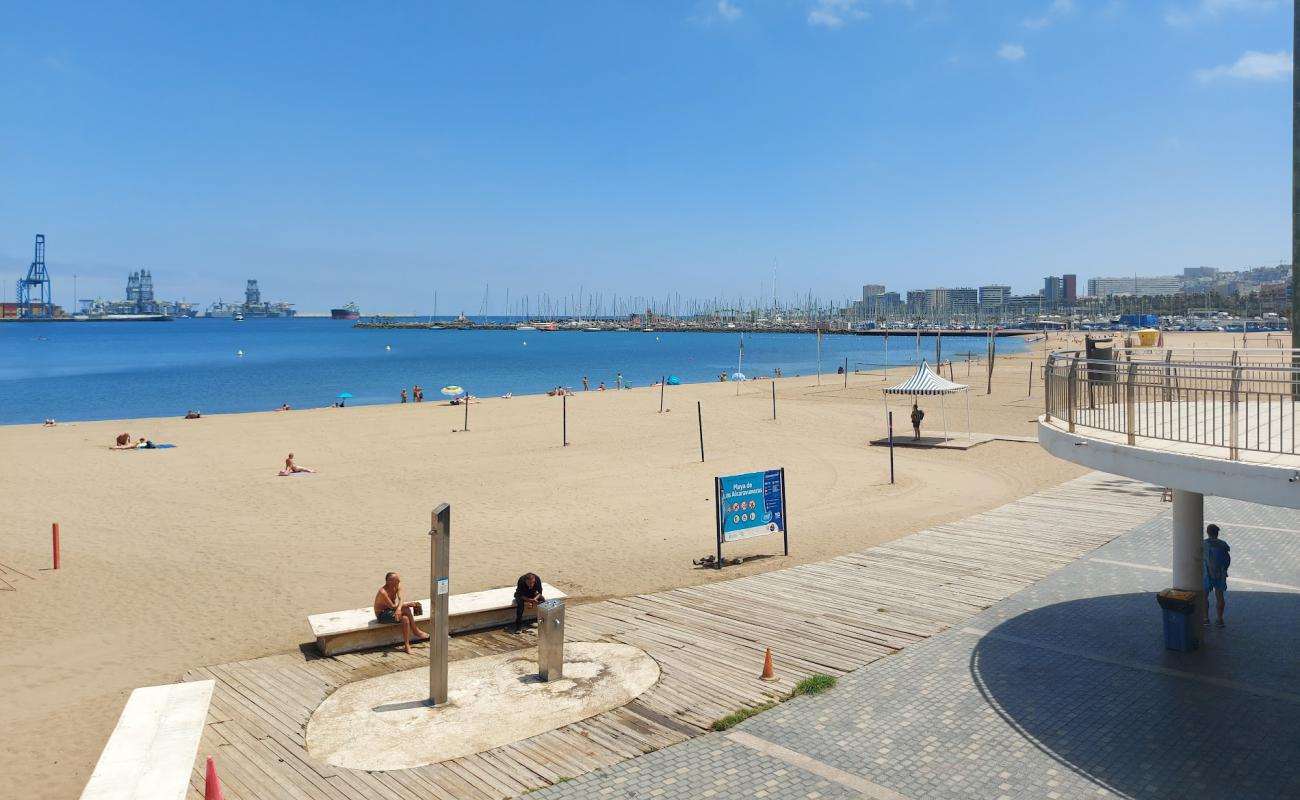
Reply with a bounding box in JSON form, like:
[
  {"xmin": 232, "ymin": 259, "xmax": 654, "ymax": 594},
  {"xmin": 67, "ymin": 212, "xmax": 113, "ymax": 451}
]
[
  {"xmin": 205, "ymin": 756, "xmax": 224, "ymax": 800},
  {"xmin": 759, "ymin": 647, "xmax": 778, "ymax": 682}
]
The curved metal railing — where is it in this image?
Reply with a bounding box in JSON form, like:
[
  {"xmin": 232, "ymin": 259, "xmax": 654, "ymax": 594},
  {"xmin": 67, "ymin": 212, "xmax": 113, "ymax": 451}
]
[{"xmin": 1044, "ymin": 348, "xmax": 1300, "ymax": 460}]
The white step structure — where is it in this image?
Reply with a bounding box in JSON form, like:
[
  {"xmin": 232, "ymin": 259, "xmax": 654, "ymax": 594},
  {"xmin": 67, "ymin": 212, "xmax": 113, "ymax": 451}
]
[{"xmin": 80, "ymin": 680, "xmax": 214, "ymax": 800}]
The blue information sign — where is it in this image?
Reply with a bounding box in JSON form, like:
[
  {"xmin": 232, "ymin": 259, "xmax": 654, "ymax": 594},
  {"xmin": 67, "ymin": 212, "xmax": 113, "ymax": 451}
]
[{"xmin": 718, "ymin": 469, "xmax": 785, "ymax": 543}]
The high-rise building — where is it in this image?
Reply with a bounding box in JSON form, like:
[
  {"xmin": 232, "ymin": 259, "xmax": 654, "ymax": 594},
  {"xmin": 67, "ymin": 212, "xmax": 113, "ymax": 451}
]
[
  {"xmin": 859, "ymin": 284, "xmax": 887, "ymax": 318},
  {"xmin": 1062, "ymin": 274, "xmax": 1077, "ymax": 304},
  {"xmin": 949, "ymin": 287, "xmax": 978, "ymax": 315},
  {"xmin": 1043, "ymin": 276, "xmax": 1064, "ymax": 308},
  {"xmin": 979, "ymin": 285, "xmax": 1010, "ymax": 310},
  {"xmin": 1086, "ymin": 275, "xmax": 1184, "ymax": 298},
  {"xmin": 906, "ymin": 289, "xmax": 928, "ymax": 316},
  {"xmin": 925, "ymin": 288, "xmax": 950, "ymax": 316}
]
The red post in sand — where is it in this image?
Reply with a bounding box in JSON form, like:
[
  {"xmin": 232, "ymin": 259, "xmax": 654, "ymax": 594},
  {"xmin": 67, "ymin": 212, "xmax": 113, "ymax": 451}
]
[
  {"xmin": 205, "ymin": 756, "xmax": 224, "ymax": 800},
  {"xmin": 52, "ymin": 523, "xmax": 60, "ymax": 570}
]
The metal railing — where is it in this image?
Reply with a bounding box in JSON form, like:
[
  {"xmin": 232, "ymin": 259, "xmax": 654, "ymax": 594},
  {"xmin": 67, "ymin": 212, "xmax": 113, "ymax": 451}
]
[{"xmin": 1044, "ymin": 348, "xmax": 1300, "ymax": 460}]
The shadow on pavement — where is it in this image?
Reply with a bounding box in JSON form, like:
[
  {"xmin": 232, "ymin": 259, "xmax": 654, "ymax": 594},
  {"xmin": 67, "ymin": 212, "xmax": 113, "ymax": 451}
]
[{"xmin": 970, "ymin": 591, "xmax": 1300, "ymax": 799}]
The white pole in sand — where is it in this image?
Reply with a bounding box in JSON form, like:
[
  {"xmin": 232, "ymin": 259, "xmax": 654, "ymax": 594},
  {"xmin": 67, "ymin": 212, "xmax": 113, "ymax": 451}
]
[
  {"xmin": 965, "ymin": 388, "xmax": 971, "ymax": 441},
  {"xmin": 940, "ymin": 391, "xmax": 949, "ymax": 443}
]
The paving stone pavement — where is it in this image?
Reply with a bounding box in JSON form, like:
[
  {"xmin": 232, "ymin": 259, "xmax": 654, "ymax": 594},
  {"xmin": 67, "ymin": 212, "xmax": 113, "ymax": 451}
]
[{"xmin": 528, "ymin": 498, "xmax": 1300, "ymax": 800}]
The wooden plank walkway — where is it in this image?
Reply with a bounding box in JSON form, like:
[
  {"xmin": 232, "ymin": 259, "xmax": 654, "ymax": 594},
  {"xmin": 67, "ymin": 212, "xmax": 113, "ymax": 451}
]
[{"xmin": 182, "ymin": 472, "xmax": 1165, "ymax": 799}]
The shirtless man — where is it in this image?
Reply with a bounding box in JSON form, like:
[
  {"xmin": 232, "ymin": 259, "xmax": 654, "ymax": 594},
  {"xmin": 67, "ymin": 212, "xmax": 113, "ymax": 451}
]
[
  {"xmin": 278, "ymin": 453, "xmax": 316, "ymax": 475},
  {"xmin": 374, "ymin": 572, "xmax": 429, "ymax": 654}
]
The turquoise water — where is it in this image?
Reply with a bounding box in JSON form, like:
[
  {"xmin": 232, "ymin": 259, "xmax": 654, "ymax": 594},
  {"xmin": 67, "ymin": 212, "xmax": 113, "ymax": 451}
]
[{"xmin": 0, "ymin": 319, "xmax": 1023, "ymax": 424}]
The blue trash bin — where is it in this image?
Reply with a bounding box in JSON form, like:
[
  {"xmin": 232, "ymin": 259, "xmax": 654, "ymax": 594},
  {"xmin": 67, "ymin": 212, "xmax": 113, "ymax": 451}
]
[{"xmin": 1156, "ymin": 589, "xmax": 1198, "ymax": 652}]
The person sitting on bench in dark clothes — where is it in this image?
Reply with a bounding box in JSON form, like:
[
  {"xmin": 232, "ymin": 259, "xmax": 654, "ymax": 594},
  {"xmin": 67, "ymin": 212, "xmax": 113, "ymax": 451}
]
[{"xmin": 512, "ymin": 572, "xmax": 545, "ymax": 633}]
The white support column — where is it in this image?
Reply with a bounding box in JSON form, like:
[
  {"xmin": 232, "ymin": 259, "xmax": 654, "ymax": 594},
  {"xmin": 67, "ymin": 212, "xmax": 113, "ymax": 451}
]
[{"xmin": 1171, "ymin": 489, "xmax": 1204, "ymax": 619}]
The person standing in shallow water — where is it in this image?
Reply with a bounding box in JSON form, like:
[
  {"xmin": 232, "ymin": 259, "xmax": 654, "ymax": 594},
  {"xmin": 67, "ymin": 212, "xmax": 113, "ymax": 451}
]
[
  {"xmin": 1202, "ymin": 524, "xmax": 1231, "ymax": 627},
  {"xmin": 910, "ymin": 403, "xmax": 924, "ymax": 441}
]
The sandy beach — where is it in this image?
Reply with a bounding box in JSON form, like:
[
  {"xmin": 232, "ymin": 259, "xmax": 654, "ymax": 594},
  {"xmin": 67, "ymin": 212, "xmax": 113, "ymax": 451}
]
[{"xmin": 0, "ymin": 330, "xmax": 1252, "ymax": 797}]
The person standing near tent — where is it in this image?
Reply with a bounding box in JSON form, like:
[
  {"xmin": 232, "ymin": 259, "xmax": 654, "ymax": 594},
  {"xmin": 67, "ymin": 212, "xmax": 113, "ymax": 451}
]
[{"xmin": 910, "ymin": 402, "xmax": 925, "ymax": 441}]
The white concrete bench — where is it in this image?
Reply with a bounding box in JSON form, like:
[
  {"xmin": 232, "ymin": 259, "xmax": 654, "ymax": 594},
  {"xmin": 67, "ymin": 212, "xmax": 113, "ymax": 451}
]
[
  {"xmin": 80, "ymin": 680, "xmax": 214, "ymax": 800},
  {"xmin": 309, "ymin": 583, "xmax": 566, "ymax": 657}
]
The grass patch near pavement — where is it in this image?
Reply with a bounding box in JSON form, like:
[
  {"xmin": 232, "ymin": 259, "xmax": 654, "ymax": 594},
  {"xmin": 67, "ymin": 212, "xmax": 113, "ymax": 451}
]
[
  {"xmin": 792, "ymin": 673, "xmax": 837, "ymax": 697},
  {"xmin": 711, "ymin": 701, "xmax": 778, "ymax": 731},
  {"xmin": 710, "ymin": 672, "xmax": 840, "ymax": 731}
]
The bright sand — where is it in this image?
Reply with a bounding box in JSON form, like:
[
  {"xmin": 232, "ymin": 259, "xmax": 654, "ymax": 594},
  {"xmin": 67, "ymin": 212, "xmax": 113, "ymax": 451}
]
[{"xmin": 0, "ymin": 330, "xmax": 1251, "ymax": 798}]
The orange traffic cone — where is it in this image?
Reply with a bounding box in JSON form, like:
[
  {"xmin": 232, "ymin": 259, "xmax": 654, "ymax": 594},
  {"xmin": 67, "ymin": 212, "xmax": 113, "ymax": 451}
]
[
  {"xmin": 205, "ymin": 756, "xmax": 224, "ymax": 800},
  {"xmin": 759, "ymin": 647, "xmax": 778, "ymax": 682}
]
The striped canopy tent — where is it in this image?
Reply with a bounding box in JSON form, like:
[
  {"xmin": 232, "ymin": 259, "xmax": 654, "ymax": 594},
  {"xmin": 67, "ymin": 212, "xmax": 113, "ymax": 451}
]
[{"xmin": 882, "ymin": 361, "xmax": 971, "ymax": 442}]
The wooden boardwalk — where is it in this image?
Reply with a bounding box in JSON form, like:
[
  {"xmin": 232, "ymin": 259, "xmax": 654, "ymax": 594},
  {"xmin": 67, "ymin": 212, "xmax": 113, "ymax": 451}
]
[{"xmin": 182, "ymin": 472, "xmax": 1165, "ymax": 799}]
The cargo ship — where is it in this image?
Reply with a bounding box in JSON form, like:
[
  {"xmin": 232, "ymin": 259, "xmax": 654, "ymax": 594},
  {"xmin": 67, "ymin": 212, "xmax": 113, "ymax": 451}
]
[{"xmin": 331, "ymin": 303, "xmax": 360, "ymax": 320}]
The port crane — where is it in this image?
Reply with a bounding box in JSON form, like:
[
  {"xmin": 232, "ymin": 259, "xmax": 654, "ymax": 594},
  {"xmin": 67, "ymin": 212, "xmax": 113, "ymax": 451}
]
[{"xmin": 16, "ymin": 234, "xmax": 52, "ymax": 318}]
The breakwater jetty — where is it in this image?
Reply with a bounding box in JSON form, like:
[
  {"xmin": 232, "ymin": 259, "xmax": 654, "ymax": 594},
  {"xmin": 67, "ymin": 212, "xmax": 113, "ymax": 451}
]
[{"xmin": 352, "ymin": 320, "xmax": 1038, "ymax": 337}]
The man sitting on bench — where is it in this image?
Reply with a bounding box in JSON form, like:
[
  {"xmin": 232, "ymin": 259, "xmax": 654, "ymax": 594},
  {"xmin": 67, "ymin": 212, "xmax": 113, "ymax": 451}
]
[
  {"xmin": 374, "ymin": 571, "xmax": 429, "ymax": 654},
  {"xmin": 512, "ymin": 572, "xmax": 546, "ymax": 633}
]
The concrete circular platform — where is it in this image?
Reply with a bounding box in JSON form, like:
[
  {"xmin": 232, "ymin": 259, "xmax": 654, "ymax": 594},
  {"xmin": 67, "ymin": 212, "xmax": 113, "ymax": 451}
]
[{"xmin": 305, "ymin": 642, "xmax": 660, "ymax": 771}]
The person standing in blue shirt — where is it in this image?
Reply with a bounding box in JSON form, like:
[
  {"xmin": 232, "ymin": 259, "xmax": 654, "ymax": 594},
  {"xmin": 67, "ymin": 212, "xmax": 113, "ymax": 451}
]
[{"xmin": 1202, "ymin": 524, "xmax": 1231, "ymax": 627}]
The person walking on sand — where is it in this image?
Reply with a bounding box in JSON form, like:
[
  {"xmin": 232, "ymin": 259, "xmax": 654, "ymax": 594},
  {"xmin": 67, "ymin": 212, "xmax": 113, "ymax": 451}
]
[
  {"xmin": 582, "ymin": 376, "xmax": 590, "ymax": 391},
  {"xmin": 1203, "ymin": 524, "xmax": 1231, "ymax": 627},
  {"xmin": 616, "ymin": 372, "xmax": 623, "ymax": 390},
  {"xmin": 279, "ymin": 452, "xmax": 316, "ymax": 475},
  {"xmin": 374, "ymin": 572, "xmax": 429, "ymax": 654},
  {"xmin": 400, "ymin": 388, "xmax": 408, "ymax": 403},
  {"xmin": 910, "ymin": 403, "xmax": 925, "ymax": 441}
]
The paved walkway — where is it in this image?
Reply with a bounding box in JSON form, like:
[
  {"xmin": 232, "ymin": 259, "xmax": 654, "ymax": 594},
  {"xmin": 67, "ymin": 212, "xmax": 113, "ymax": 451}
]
[{"xmin": 529, "ymin": 496, "xmax": 1300, "ymax": 800}]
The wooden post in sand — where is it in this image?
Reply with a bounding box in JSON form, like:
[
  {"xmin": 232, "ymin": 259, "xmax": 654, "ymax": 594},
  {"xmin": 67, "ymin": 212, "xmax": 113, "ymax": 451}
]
[
  {"xmin": 772, "ymin": 380, "xmax": 777, "ymax": 420},
  {"xmin": 659, "ymin": 376, "xmax": 665, "ymax": 413},
  {"xmin": 428, "ymin": 504, "xmax": 450, "ymax": 706},
  {"xmin": 1028, "ymin": 361, "xmax": 1033, "ymax": 397},
  {"xmin": 52, "ymin": 523, "xmax": 60, "ymax": 570},
  {"xmin": 697, "ymin": 402, "xmax": 705, "ymax": 462},
  {"xmin": 562, "ymin": 394, "xmax": 568, "ymax": 446},
  {"xmin": 887, "ymin": 413, "xmax": 895, "ymax": 485}
]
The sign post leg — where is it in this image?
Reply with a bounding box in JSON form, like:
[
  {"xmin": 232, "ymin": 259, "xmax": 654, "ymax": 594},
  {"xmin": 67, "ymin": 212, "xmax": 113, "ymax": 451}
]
[
  {"xmin": 780, "ymin": 468, "xmax": 789, "ymax": 556},
  {"xmin": 714, "ymin": 477, "xmax": 723, "ymax": 569},
  {"xmin": 429, "ymin": 504, "xmax": 450, "ymax": 706}
]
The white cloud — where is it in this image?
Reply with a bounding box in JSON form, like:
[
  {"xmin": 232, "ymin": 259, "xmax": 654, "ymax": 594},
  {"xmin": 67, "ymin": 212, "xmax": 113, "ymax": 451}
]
[
  {"xmin": 998, "ymin": 43, "xmax": 1027, "ymax": 62},
  {"xmin": 1021, "ymin": 0, "xmax": 1075, "ymax": 30},
  {"xmin": 689, "ymin": 0, "xmax": 743, "ymax": 26},
  {"xmin": 1195, "ymin": 50, "xmax": 1292, "ymax": 82},
  {"xmin": 808, "ymin": 0, "xmax": 869, "ymax": 29},
  {"xmin": 1165, "ymin": 0, "xmax": 1277, "ymax": 27}
]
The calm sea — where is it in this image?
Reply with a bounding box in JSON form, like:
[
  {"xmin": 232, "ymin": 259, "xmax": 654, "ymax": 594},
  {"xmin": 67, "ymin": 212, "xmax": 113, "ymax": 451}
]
[{"xmin": 0, "ymin": 318, "xmax": 1025, "ymax": 424}]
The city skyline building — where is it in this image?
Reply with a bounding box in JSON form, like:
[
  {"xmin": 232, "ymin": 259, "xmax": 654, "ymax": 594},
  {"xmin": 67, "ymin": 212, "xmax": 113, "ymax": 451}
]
[{"xmin": 1086, "ymin": 275, "xmax": 1184, "ymax": 298}]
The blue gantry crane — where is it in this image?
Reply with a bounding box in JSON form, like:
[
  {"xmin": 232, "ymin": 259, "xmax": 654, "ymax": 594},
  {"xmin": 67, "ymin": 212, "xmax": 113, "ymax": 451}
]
[{"xmin": 16, "ymin": 234, "xmax": 52, "ymax": 318}]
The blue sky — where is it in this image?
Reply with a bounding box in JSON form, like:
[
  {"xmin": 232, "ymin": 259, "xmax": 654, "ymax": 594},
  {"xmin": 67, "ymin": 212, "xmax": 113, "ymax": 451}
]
[{"xmin": 0, "ymin": 0, "xmax": 1292, "ymax": 314}]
